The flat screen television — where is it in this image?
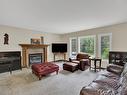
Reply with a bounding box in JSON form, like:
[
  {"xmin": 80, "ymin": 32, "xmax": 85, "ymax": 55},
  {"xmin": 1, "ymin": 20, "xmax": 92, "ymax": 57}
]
[{"xmin": 52, "ymin": 43, "xmax": 67, "ymax": 53}]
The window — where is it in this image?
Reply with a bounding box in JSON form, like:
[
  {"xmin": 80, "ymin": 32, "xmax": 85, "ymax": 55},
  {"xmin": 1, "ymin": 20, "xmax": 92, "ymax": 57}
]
[
  {"xmin": 78, "ymin": 35, "xmax": 96, "ymax": 57},
  {"xmin": 98, "ymin": 33, "xmax": 112, "ymax": 60},
  {"xmin": 70, "ymin": 37, "xmax": 77, "ymax": 57}
]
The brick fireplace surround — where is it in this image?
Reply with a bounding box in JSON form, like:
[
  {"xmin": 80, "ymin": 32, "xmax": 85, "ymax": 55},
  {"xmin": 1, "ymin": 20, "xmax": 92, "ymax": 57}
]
[{"xmin": 19, "ymin": 44, "xmax": 49, "ymax": 68}]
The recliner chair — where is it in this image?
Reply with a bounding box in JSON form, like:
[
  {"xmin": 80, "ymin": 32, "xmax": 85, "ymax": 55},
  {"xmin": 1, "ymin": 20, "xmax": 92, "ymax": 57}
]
[{"xmin": 69, "ymin": 53, "xmax": 90, "ymax": 65}]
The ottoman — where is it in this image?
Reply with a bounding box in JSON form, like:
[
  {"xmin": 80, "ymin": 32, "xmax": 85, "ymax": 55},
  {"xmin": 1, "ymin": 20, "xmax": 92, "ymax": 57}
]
[
  {"xmin": 63, "ymin": 62, "xmax": 78, "ymax": 72},
  {"xmin": 31, "ymin": 62, "xmax": 59, "ymax": 80}
]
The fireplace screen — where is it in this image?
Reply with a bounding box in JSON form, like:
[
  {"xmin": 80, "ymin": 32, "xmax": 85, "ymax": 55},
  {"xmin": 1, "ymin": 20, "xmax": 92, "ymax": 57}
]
[{"xmin": 29, "ymin": 53, "xmax": 42, "ymax": 64}]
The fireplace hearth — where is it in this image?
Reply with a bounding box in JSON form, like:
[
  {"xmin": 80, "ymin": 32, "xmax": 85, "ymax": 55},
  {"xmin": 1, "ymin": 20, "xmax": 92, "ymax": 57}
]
[{"xmin": 29, "ymin": 53, "xmax": 43, "ymax": 64}]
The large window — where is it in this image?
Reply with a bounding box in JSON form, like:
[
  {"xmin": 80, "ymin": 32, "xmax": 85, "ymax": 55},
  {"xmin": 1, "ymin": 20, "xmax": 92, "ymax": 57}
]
[
  {"xmin": 70, "ymin": 37, "xmax": 77, "ymax": 56},
  {"xmin": 98, "ymin": 33, "xmax": 112, "ymax": 59},
  {"xmin": 78, "ymin": 35, "xmax": 96, "ymax": 57}
]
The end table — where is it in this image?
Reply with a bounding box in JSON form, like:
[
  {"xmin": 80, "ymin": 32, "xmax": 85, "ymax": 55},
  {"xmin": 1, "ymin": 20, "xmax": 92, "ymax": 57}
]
[{"xmin": 90, "ymin": 58, "xmax": 102, "ymax": 72}]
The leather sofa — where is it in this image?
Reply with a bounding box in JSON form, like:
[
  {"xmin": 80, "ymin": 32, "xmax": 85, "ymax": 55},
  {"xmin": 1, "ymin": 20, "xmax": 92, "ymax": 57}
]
[{"xmin": 80, "ymin": 63, "xmax": 127, "ymax": 95}]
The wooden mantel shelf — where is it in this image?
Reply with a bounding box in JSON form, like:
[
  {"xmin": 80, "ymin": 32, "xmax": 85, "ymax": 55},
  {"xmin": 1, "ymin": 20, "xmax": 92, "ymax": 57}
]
[
  {"xmin": 19, "ymin": 44, "xmax": 49, "ymax": 48},
  {"xmin": 19, "ymin": 44, "xmax": 49, "ymax": 68}
]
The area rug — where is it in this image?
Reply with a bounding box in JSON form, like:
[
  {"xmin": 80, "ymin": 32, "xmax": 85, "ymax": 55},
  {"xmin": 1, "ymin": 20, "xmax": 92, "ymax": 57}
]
[{"xmin": 0, "ymin": 62, "xmax": 99, "ymax": 95}]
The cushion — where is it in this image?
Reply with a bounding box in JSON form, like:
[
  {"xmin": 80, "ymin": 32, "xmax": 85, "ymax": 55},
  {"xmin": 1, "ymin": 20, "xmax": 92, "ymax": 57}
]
[
  {"xmin": 64, "ymin": 62, "xmax": 78, "ymax": 66},
  {"xmin": 72, "ymin": 60, "xmax": 80, "ymax": 64},
  {"xmin": 101, "ymin": 71, "xmax": 120, "ymax": 80},
  {"xmin": 107, "ymin": 64, "xmax": 123, "ymax": 75},
  {"xmin": 121, "ymin": 63, "xmax": 127, "ymax": 77},
  {"xmin": 80, "ymin": 83, "xmax": 116, "ymax": 95},
  {"xmin": 76, "ymin": 53, "xmax": 89, "ymax": 61},
  {"xmin": 93, "ymin": 75, "xmax": 120, "ymax": 90},
  {"xmin": 120, "ymin": 85, "xmax": 127, "ymax": 95},
  {"xmin": 118, "ymin": 76, "xmax": 127, "ymax": 95},
  {"xmin": 119, "ymin": 72, "xmax": 127, "ymax": 85},
  {"xmin": 119, "ymin": 73, "xmax": 127, "ymax": 95}
]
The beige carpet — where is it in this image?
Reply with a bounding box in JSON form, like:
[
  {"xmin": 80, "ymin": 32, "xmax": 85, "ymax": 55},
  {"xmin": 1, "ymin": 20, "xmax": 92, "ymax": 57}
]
[{"xmin": 0, "ymin": 62, "xmax": 100, "ymax": 95}]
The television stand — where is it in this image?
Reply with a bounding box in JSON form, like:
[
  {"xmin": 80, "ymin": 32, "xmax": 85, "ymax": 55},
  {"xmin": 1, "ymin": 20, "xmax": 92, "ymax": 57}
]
[{"xmin": 53, "ymin": 53, "xmax": 66, "ymax": 62}]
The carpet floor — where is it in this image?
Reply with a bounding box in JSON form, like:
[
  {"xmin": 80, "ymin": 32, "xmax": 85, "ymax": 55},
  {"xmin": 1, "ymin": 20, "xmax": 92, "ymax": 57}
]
[{"xmin": 0, "ymin": 62, "xmax": 101, "ymax": 95}]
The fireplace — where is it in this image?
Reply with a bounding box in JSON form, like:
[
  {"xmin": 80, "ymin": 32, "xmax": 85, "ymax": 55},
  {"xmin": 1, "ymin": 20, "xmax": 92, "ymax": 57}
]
[
  {"xmin": 29, "ymin": 53, "xmax": 43, "ymax": 64},
  {"xmin": 19, "ymin": 44, "xmax": 48, "ymax": 67}
]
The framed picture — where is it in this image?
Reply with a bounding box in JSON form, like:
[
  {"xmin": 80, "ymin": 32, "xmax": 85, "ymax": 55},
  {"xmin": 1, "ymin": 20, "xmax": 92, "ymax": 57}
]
[{"xmin": 31, "ymin": 38, "xmax": 40, "ymax": 44}]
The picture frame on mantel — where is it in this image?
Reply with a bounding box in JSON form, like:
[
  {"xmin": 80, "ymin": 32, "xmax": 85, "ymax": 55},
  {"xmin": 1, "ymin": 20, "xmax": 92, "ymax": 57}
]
[{"xmin": 31, "ymin": 38, "xmax": 40, "ymax": 44}]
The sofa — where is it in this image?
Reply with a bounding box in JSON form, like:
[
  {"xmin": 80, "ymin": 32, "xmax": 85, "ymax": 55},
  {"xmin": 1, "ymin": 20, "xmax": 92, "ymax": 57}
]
[{"xmin": 80, "ymin": 63, "xmax": 127, "ymax": 95}]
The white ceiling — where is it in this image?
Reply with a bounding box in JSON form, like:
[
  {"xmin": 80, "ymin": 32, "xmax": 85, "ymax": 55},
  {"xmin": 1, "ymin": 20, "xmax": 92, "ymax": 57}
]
[{"xmin": 0, "ymin": 0, "xmax": 127, "ymax": 34}]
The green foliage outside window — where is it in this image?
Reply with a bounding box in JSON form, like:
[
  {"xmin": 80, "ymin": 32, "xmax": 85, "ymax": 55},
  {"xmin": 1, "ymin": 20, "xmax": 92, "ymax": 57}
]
[
  {"xmin": 80, "ymin": 37, "xmax": 94, "ymax": 56},
  {"xmin": 101, "ymin": 36, "xmax": 110, "ymax": 59},
  {"xmin": 79, "ymin": 34, "xmax": 111, "ymax": 59}
]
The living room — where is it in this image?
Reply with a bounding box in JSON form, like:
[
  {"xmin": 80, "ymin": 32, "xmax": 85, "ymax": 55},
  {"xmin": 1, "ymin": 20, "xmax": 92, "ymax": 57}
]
[{"xmin": 0, "ymin": 0, "xmax": 127, "ymax": 95}]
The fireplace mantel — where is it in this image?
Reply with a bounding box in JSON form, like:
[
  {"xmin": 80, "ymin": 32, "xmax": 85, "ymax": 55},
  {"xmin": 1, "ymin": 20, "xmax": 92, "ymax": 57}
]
[{"xmin": 19, "ymin": 44, "xmax": 49, "ymax": 67}]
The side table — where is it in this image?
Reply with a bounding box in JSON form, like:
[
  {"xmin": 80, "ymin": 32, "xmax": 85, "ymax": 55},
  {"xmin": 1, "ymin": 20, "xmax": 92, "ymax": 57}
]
[{"xmin": 90, "ymin": 58, "xmax": 102, "ymax": 72}]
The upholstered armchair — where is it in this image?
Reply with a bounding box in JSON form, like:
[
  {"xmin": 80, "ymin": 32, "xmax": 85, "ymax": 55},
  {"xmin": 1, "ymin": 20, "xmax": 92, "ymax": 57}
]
[{"xmin": 69, "ymin": 53, "xmax": 90, "ymax": 65}]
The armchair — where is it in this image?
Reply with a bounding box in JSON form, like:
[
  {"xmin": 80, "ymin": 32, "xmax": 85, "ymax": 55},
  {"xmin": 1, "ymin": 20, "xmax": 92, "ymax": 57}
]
[
  {"xmin": 69, "ymin": 53, "xmax": 90, "ymax": 68},
  {"xmin": 69, "ymin": 53, "xmax": 89, "ymax": 63}
]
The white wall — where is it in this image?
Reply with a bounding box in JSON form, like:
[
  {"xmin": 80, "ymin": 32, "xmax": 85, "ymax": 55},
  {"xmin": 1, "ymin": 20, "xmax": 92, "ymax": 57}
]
[
  {"xmin": 0, "ymin": 25, "xmax": 62, "ymax": 61},
  {"xmin": 60, "ymin": 22, "xmax": 127, "ymax": 60},
  {"xmin": 1, "ymin": 22, "xmax": 127, "ymax": 63}
]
